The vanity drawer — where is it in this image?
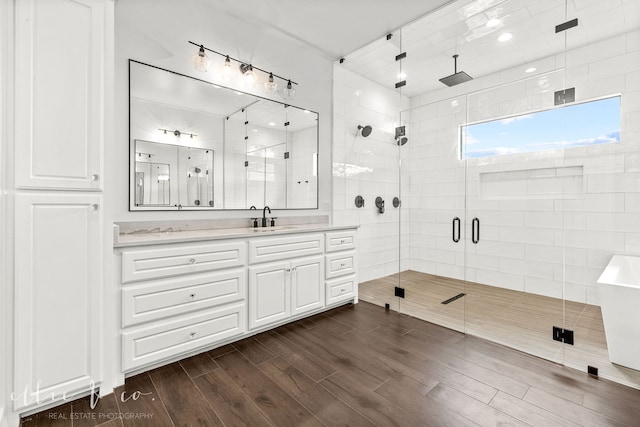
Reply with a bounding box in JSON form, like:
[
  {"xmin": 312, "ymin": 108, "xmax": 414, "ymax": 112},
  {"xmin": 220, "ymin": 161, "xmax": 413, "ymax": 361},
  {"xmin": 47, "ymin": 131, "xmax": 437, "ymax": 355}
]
[
  {"xmin": 122, "ymin": 269, "xmax": 246, "ymax": 327},
  {"xmin": 249, "ymin": 233, "xmax": 323, "ymax": 264},
  {"xmin": 325, "ymin": 230, "xmax": 357, "ymax": 253},
  {"xmin": 122, "ymin": 303, "xmax": 246, "ymax": 371},
  {"xmin": 325, "ymin": 250, "xmax": 356, "ymax": 279},
  {"xmin": 122, "ymin": 241, "xmax": 245, "ymax": 283},
  {"xmin": 326, "ymin": 275, "xmax": 356, "ymax": 305}
]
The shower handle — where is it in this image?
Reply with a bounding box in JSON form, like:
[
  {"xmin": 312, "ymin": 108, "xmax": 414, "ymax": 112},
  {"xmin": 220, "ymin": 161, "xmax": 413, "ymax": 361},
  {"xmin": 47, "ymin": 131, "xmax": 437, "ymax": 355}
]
[
  {"xmin": 472, "ymin": 217, "xmax": 480, "ymax": 244},
  {"xmin": 452, "ymin": 217, "xmax": 461, "ymax": 242}
]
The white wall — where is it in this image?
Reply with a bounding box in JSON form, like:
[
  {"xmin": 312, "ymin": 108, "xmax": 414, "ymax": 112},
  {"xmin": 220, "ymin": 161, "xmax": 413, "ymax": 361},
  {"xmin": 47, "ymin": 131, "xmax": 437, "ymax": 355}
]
[
  {"xmin": 405, "ymin": 30, "xmax": 640, "ymax": 305},
  {"xmin": 332, "ymin": 65, "xmax": 410, "ymax": 282},
  {"xmin": 112, "ymin": 0, "xmax": 333, "ymax": 225}
]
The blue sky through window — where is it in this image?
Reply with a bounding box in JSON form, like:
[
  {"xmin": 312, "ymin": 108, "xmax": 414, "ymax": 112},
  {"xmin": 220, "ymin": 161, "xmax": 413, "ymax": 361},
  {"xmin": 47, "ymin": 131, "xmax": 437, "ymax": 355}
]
[{"xmin": 461, "ymin": 96, "xmax": 621, "ymax": 159}]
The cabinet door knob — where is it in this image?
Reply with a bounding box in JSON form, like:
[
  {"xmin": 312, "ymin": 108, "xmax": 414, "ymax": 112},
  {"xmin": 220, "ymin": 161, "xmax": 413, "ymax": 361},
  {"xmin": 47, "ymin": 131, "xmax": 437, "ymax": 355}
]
[
  {"xmin": 189, "ymin": 332, "xmax": 197, "ymax": 339},
  {"xmin": 188, "ymin": 258, "xmax": 196, "ymax": 264},
  {"xmin": 91, "ymin": 174, "xmax": 99, "ymax": 181},
  {"xmin": 286, "ymin": 268, "xmax": 291, "ymax": 273},
  {"xmin": 91, "ymin": 204, "xmax": 99, "ymax": 211}
]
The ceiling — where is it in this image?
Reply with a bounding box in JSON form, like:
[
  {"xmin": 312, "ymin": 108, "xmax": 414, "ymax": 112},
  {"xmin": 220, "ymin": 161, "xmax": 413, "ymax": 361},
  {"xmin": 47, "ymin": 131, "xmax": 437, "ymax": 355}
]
[
  {"xmin": 201, "ymin": 0, "xmax": 458, "ymax": 60},
  {"xmin": 207, "ymin": 0, "xmax": 640, "ymax": 98}
]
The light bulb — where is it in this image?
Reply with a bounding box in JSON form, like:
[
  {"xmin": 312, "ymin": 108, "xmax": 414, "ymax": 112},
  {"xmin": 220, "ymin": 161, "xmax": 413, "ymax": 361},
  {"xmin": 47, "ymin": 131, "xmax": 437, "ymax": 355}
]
[
  {"xmin": 281, "ymin": 80, "xmax": 296, "ymax": 100},
  {"xmin": 241, "ymin": 64, "xmax": 256, "ymax": 87},
  {"xmin": 222, "ymin": 55, "xmax": 233, "ymax": 80},
  {"xmin": 264, "ymin": 72, "xmax": 278, "ymax": 94},
  {"xmin": 192, "ymin": 45, "xmax": 211, "ymax": 72}
]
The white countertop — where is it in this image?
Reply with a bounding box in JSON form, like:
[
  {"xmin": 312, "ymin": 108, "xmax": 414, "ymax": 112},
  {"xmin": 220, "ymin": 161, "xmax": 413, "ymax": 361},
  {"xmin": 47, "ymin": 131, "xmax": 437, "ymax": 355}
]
[{"xmin": 114, "ymin": 223, "xmax": 358, "ymax": 248}]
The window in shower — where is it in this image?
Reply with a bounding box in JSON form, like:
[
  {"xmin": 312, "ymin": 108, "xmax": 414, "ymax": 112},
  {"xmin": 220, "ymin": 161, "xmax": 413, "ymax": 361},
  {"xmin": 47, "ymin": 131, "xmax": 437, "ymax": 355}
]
[{"xmin": 460, "ymin": 95, "xmax": 621, "ymax": 159}]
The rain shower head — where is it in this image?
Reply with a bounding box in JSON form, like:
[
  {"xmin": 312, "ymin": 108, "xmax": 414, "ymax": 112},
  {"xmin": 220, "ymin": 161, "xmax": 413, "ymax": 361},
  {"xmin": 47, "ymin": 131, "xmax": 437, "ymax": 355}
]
[
  {"xmin": 357, "ymin": 124, "xmax": 372, "ymax": 137},
  {"xmin": 439, "ymin": 54, "xmax": 473, "ymax": 87}
]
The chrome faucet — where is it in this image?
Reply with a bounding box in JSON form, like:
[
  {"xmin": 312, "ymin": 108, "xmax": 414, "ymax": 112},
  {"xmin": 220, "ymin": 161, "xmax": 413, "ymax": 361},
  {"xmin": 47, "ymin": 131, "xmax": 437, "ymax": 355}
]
[{"xmin": 262, "ymin": 206, "xmax": 271, "ymax": 227}]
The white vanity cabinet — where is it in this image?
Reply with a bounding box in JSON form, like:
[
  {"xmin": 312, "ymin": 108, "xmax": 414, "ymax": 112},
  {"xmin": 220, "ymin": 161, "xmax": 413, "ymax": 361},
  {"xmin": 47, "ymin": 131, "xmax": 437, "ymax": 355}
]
[
  {"xmin": 248, "ymin": 234, "xmax": 324, "ymax": 329},
  {"xmin": 114, "ymin": 226, "xmax": 357, "ymax": 375},
  {"xmin": 120, "ymin": 241, "xmax": 247, "ymax": 371},
  {"xmin": 325, "ymin": 230, "xmax": 358, "ymax": 305}
]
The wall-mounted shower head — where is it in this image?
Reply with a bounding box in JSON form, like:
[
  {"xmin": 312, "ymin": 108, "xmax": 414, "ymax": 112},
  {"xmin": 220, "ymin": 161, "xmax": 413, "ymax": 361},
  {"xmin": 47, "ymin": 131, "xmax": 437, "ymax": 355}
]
[
  {"xmin": 439, "ymin": 54, "xmax": 473, "ymax": 87},
  {"xmin": 396, "ymin": 136, "xmax": 408, "ymax": 146},
  {"xmin": 357, "ymin": 124, "xmax": 372, "ymax": 137}
]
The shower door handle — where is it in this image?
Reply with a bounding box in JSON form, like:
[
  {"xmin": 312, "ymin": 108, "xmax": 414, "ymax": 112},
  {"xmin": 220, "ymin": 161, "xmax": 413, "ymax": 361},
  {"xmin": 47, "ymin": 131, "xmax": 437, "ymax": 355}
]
[
  {"xmin": 472, "ymin": 217, "xmax": 480, "ymax": 244},
  {"xmin": 452, "ymin": 217, "xmax": 461, "ymax": 242}
]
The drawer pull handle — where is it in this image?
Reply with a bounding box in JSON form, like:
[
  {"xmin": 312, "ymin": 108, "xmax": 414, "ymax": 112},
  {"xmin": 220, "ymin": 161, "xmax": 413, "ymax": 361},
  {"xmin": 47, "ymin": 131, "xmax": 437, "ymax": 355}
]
[
  {"xmin": 188, "ymin": 258, "xmax": 196, "ymax": 264},
  {"xmin": 189, "ymin": 332, "xmax": 197, "ymax": 339},
  {"xmin": 340, "ymin": 263, "xmax": 346, "ymax": 267},
  {"xmin": 340, "ymin": 289, "xmax": 346, "ymax": 293},
  {"xmin": 340, "ymin": 239, "xmax": 345, "ymax": 244},
  {"xmin": 189, "ymin": 293, "xmax": 196, "ymax": 298}
]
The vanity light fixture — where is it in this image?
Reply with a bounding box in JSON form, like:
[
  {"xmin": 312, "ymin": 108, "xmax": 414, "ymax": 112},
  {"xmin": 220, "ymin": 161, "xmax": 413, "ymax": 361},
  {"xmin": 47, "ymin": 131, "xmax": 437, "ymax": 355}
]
[
  {"xmin": 240, "ymin": 63, "xmax": 257, "ymax": 87},
  {"xmin": 486, "ymin": 18, "xmax": 501, "ymax": 28},
  {"xmin": 159, "ymin": 128, "xmax": 197, "ymax": 138},
  {"xmin": 264, "ymin": 72, "xmax": 278, "ymax": 94},
  {"xmin": 192, "ymin": 45, "xmax": 211, "ymax": 72},
  {"xmin": 498, "ymin": 32, "xmax": 513, "ymax": 42},
  {"xmin": 222, "ymin": 55, "xmax": 233, "ymax": 80},
  {"xmin": 189, "ymin": 41, "xmax": 298, "ymax": 100},
  {"xmin": 281, "ymin": 80, "xmax": 296, "ymax": 101}
]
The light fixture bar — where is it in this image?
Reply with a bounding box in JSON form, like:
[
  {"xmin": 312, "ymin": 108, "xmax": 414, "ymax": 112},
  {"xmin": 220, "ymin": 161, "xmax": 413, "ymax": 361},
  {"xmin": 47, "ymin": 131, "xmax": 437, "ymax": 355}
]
[
  {"xmin": 188, "ymin": 40, "xmax": 298, "ymax": 86},
  {"xmin": 158, "ymin": 128, "xmax": 198, "ymax": 138}
]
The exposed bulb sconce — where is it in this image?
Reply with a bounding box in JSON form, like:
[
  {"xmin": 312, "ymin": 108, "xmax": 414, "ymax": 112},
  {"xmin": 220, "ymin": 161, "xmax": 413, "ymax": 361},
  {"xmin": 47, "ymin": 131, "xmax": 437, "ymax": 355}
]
[
  {"xmin": 159, "ymin": 128, "xmax": 198, "ymax": 138},
  {"xmin": 239, "ymin": 63, "xmax": 257, "ymax": 87},
  {"xmin": 264, "ymin": 72, "xmax": 278, "ymax": 94},
  {"xmin": 281, "ymin": 80, "xmax": 296, "ymax": 101},
  {"xmin": 192, "ymin": 45, "xmax": 211, "ymax": 72},
  {"xmin": 222, "ymin": 55, "xmax": 233, "ymax": 80},
  {"xmin": 189, "ymin": 41, "xmax": 298, "ymax": 100}
]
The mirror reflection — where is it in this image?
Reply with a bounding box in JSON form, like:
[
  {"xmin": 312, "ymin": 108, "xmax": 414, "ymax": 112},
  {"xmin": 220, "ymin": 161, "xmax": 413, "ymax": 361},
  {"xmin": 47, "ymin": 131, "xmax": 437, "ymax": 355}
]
[{"xmin": 129, "ymin": 60, "xmax": 318, "ymax": 210}]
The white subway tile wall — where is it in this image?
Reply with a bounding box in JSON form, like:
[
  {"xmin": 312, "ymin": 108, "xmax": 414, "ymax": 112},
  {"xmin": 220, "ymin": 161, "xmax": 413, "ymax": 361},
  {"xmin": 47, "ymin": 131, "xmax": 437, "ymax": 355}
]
[{"xmin": 334, "ymin": 29, "xmax": 640, "ymax": 305}]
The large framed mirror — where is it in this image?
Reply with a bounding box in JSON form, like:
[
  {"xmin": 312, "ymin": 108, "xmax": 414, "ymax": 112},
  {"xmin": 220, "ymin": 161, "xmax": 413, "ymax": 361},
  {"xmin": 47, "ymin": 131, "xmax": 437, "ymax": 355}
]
[{"xmin": 129, "ymin": 60, "xmax": 319, "ymax": 210}]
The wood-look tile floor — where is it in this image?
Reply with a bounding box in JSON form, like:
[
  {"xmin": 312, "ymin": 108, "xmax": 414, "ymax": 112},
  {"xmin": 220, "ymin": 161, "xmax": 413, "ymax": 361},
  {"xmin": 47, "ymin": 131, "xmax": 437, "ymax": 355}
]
[
  {"xmin": 20, "ymin": 301, "xmax": 640, "ymax": 427},
  {"xmin": 359, "ymin": 270, "xmax": 640, "ymax": 391}
]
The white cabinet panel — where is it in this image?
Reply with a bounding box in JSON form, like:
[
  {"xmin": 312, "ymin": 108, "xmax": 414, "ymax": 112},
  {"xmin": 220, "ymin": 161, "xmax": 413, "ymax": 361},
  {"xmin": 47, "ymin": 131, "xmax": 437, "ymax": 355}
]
[
  {"xmin": 15, "ymin": 0, "xmax": 105, "ymax": 190},
  {"xmin": 14, "ymin": 192, "xmax": 102, "ymax": 410},
  {"xmin": 122, "ymin": 241, "xmax": 245, "ymax": 283},
  {"xmin": 122, "ymin": 269, "xmax": 246, "ymax": 327},
  {"xmin": 325, "ymin": 250, "xmax": 356, "ymax": 279},
  {"xmin": 122, "ymin": 304, "xmax": 245, "ymax": 371},
  {"xmin": 326, "ymin": 275, "xmax": 356, "ymax": 305},
  {"xmin": 248, "ymin": 262, "xmax": 290, "ymax": 329},
  {"xmin": 248, "ymin": 233, "xmax": 323, "ymax": 264},
  {"xmin": 325, "ymin": 230, "xmax": 357, "ymax": 253},
  {"xmin": 291, "ymin": 256, "xmax": 324, "ymax": 316}
]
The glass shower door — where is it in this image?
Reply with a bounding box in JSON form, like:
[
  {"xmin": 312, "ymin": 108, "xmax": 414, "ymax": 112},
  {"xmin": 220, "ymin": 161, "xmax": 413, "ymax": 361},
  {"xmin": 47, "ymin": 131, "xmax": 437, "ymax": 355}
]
[{"xmin": 396, "ymin": 100, "xmax": 467, "ymax": 333}]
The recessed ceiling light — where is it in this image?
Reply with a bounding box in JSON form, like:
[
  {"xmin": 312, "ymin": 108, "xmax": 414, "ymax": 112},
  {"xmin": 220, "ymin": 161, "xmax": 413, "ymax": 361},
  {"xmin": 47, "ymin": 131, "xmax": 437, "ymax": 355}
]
[
  {"xmin": 525, "ymin": 67, "xmax": 536, "ymax": 73},
  {"xmin": 252, "ymin": 128, "xmax": 258, "ymax": 133},
  {"xmin": 486, "ymin": 18, "xmax": 501, "ymax": 28},
  {"xmin": 398, "ymin": 72, "xmax": 407, "ymax": 79},
  {"xmin": 268, "ymin": 122, "xmax": 276, "ymax": 126},
  {"xmin": 498, "ymin": 33, "xmax": 512, "ymax": 42}
]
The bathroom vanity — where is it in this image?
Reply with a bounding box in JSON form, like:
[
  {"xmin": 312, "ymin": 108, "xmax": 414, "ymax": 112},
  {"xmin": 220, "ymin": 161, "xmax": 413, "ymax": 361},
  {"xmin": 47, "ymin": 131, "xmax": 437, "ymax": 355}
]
[{"xmin": 114, "ymin": 224, "xmax": 358, "ymax": 374}]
